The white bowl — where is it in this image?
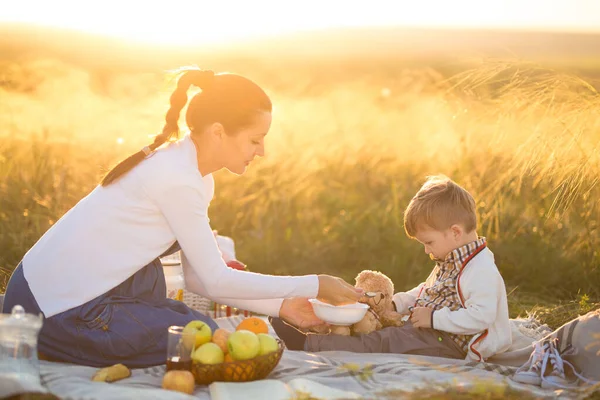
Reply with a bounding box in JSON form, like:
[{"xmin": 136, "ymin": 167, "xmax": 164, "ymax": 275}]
[{"xmin": 308, "ymin": 299, "xmax": 369, "ymax": 326}]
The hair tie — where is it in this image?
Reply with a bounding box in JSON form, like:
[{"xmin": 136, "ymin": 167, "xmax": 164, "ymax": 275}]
[
  {"xmin": 190, "ymin": 69, "xmax": 215, "ymax": 90},
  {"xmin": 141, "ymin": 146, "xmax": 154, "ymax": 157}
]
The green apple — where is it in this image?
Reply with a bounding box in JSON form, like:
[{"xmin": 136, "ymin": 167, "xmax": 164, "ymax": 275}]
[
  {"xmin": 183, "ymin": 320, "xmax": 212, "ymax": 350},
  {"xmin": 257, "ymin": 333, "xmax": 279, "ymax": 356},
  {"xmin": 227, "ymin": 329, "xmax": 260, "ymax": 361},
  {"xmin": 192, "ymin": 342, "xmax": 224, "ymax": 365}
]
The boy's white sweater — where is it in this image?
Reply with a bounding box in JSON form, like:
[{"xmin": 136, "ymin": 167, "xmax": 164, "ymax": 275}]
[{"xmin": 393, "ymin": 248, "xmax": 512, "ymax": 361}]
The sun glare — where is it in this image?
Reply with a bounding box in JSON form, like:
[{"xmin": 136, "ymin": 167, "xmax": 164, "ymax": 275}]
[{"xmin": 2, "ymin": 0, "xmax": 600, "ymax": 46}]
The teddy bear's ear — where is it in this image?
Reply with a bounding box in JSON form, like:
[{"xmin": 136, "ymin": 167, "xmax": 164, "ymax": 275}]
[{"xmin": 355, "ymin": 270, "xmax": 372, "ymax": 283}]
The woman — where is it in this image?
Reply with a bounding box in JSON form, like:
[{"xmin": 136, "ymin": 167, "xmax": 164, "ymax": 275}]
[{"xmin": 2, "ymin": 68, "xmax": 361, "ymax": 368}]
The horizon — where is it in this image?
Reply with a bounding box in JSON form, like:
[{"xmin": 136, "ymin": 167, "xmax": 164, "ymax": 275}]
[{"xmin": 2, "ymin": 0, "xmax": 600, "ymax": 46}]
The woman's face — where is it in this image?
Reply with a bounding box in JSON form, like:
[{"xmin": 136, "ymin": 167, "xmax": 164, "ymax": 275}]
[{"xmin": 220, "ymin": 112, "xmax": 271, "ymax": 175}]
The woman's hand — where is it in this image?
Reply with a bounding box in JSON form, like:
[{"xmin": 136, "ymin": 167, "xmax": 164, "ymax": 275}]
[
  {"xmin": 317, "ymin": 275, "xmax": 363, "ymax": 306},
  {"xmin": 279, "ymin": 297, "xmax": 327, "ymax": 330}
]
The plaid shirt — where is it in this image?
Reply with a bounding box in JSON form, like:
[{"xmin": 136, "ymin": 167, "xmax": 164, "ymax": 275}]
[{"xmin": 411, "ymin": 237, "xmax": 487, "ymax": 353}]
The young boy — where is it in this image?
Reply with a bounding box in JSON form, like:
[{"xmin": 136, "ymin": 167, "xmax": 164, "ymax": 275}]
[{"xmin": 271, "ymin": 175, "xmax": 512, "ymax": 362}]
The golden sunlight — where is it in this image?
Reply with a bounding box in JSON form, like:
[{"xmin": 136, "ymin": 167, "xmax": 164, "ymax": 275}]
[{"xmin": 2, "ymin": 0, "xmax": 599, "ymax": 46}]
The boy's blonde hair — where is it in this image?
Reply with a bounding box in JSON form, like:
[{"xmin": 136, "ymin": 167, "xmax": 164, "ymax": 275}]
[{"xmin": 404, "ymin": 175, "xmax": 477, "ymax": 238}]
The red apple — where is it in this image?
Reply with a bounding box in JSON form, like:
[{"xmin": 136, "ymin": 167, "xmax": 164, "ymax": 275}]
[
  {"xmin": 226, "ymin": 260, "xmax": 246, "ymax": 270},
  {"xmin": 162, "ymin": 370, "xmax": 195, "ymax": 394},
  {"xmin": 212, "ymin": 328, "xmax": 231, "ymax": 354}
]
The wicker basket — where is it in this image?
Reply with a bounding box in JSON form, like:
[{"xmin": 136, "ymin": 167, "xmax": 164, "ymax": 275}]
[
  {"xmin": 182, "ymin": 290, "xmax": 212, "ymax": 315},
  {"xmin": 182, "ymin": 289, "xmax": 251, "ymax": 318},
  {"xmin": 177, "ymin": 259, "xmax": 253, "ymax": 317},
  {"xmin": 192, "ymin": 339, "xmax": 284, "ymax": 385}
]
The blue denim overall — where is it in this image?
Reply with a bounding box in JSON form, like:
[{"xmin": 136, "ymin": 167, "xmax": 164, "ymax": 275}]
[{"xmin": 2, "ymin": 245, "xmax": 218, "ymax": 368}]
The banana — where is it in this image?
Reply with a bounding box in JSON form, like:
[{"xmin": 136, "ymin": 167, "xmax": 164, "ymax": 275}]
[{"xmin": 92, "ymin": 363, "xmax": 131, "ymax": 383}]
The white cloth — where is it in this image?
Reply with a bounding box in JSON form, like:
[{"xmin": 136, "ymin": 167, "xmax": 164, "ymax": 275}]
[
  {"xmin": 393, "ymin": 248, "xmax": 511, "ymax": 362},
  {"xmin": 22, "ymin": 135, "xmax": 318, "ymax": 318},
  {"xmin": 20, "ymin": 316, "xmax": 560, "ymax": 400}
]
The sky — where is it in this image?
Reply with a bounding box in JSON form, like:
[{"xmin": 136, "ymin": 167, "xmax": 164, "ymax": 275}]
[{"xmin": 2, "ymin": 0, "xmax": 600, "ymax": 45}]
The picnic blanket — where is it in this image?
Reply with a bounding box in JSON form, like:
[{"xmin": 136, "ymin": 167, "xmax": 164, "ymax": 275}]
[{"xmin": 3, "ymin": 313, "xmax": 588, "ymax": 400}]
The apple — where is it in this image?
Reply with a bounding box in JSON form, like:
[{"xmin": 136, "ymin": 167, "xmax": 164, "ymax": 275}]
[
  {"xmin": 183, "ymin": 320, "xmax": 212, "ymax": 350},
  {"xmin": 226, "ymin": 260, "xmax": 246, "ymax": 270},
  {"xmin": 227, "ymin": 329, "xmax": 260, "ymax": 361},
  {"xmin": 257, "ymin": 333, "xmax": 279, "ymax": 356},
  {"xmin": 211, "ymin": 328, "xmax": 231, "ymax": 354},
  {"xmin": 192, "ymin": 342, "xmax": 224, "ymax": 365},
  {"xmin": 162, "ymin": 370, "xmax": 195, "ymax": 394}
]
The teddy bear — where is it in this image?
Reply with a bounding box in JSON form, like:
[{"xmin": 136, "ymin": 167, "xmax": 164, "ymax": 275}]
[{"xmin": 328, "ymin": 270, "xmax": 405, "ymax": 336}]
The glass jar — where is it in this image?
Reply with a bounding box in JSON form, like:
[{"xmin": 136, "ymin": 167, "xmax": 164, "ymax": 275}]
[{"xmin": 0, "ymin": 305, "xmax": 44, "ymax": 386}]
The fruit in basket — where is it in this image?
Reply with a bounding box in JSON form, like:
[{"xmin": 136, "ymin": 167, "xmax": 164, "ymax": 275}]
[
  {"xmin": 162, "ymin": 370, "xmax": 195, "ymax": 394},
  {"xmin": 192, "ymin": 338, "xmax": 284, "ymax": 385},
  {"xmin": 227, "ymin": 329, "xmax": 260, "ymax": 360},
  {"xmin": 257, "ymin": 333, "xmax": 279, "ymax": 356},
  {"xmin": 183, "ymin": 320, "xmax": 213, "ymax": 349},
  {"xmin": 192, "ymin": 342, "xmax": 225, "ymax": 365},
  {"xmin": 236, "ymin": 316, "xmax": 269, "ymax": 334},
  {"xmin": 211, "ymin": 328, "xmax": 231, "ymax": 354}
]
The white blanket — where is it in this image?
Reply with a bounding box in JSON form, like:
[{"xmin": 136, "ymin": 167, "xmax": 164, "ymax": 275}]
[{"xmin": 3, "ymin": 315, "xmax": 581, "ymax": 400}]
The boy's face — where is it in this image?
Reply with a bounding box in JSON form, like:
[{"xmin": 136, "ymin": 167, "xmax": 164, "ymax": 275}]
[{"xmin": 414, "ymin": 225, "xmax": 463, "ymax": 261}]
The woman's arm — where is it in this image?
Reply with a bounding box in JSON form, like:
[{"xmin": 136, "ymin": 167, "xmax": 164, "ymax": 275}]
[
  {"xmin": 184, "ymin": 265, "xmax": 324, "ymax": 329},
  {"xmin": 147, "ymin": 178, "xmax": 319, "ymax": 300},
  {"xmin": 182, "ymin": 260, "xmax": 284, "ymax": 316}
]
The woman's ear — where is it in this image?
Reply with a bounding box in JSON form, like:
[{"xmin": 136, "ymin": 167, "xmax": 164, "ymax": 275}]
[{"xmin": 207, "ymin": 122, "xmax": 225, "ymax": 141}]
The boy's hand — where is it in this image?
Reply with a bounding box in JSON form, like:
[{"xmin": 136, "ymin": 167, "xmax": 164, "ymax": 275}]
[{"xmin": 410, "ymin": 307, "xmax": 433, "ymax": 328}]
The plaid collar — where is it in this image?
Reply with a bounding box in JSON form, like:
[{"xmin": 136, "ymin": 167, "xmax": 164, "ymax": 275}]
[{"xmin": 438, "ymin": 237, "xmax": 487, "ymax": 271}]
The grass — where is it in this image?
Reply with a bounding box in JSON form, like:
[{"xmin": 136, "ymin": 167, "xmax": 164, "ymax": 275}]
[
  {"xmin": 0, "ymin": 46, "xmax": 599, "ymax": 399},
  {"xmin": 1, "ymin": 55, "xmax": 599, "ymax": 321},
  {"xmin": 508, "ymin": 293, "xmax": 600, "ymax": 329}
]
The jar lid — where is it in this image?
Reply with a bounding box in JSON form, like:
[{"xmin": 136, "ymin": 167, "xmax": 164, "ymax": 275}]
[
  {"xmin": 162, "ymin": 261, "xmax": 181, "ymax": 266},
  {"xmin": 0, "ymin": 305, "xmax": 43, "ymax": 329}
]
